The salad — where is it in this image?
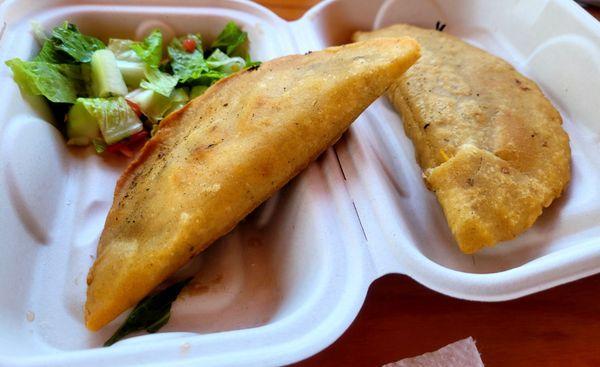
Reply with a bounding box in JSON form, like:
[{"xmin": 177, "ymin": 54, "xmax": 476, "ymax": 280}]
[{"xmin": 5, "ymin": 21, "xmax": 259, "ymax": 157}]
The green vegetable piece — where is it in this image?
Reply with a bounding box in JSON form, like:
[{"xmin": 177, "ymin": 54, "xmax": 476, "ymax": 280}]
[
  {"xmin": 244, "ymin": 56, "xmax": 261, "ymax": 69},
  {"xmin": 108, "ymin": 39, "xmax": 141, "ymax": 62},
  {"xmin": 114, "ymin": 60, "xmax": 146, "ymax": 88},
  {"xmin": 50, "ymin": 22, "xmax": 105, "ymax": 63},
  {"xmin": 34, "ymin": 40, "xmax": 66, "ymax": 63},
  {"xmin": 168, "ymin": 34, "xmax": 207, "ymax": 83},
  {"xmin": 80, "ymin": 63, "xmax": 93, "ymax": 96},
  {"xmin": 66, "ymin": 100, "xmax": 101, "ymax": 146},
  {"xmin": 90, "ymin": 49, "xmax": 128, "ymax": 97},
  {"xmin": 193, "ymin": 69, "xmax": 228, "ymax": 86},
  {"xmin": 130, "ymin": 30, "xmax": 163, "ymax": 68},
  {"xmin": 126, "ymin": 88, "xmax": 173, "ymax": 121},
  {"xmin": 170, "ymin": 87, "xmax": 189, "ymax": 103},
  {"xmin": 211, "ymin": 21, "xmax": 247, "ymax": 56},
  {"xmin": 75, "ymin": 97, "xmax": 143, "ymax": 144},
  {"xmin": 108, "ymin": 39, "xmax": 146, "ymax": 87},
  {"xmin": 104, "ymin": 278, "xmax": 192, "ymax": 347},
  {"xmin": 92, "ymin": 138, "xmax": 107, "ymax": 154},
  {"xmin": 164, "ymin": 87, "xmax": 189, "ymax": 116},
  {"xmin": 140, "ymin": 67, "xmax": 178, "ymax": 97},
  {"xmin": 190, "ymin": 85, "xmax": 208, "ymax": 99},
  {"xmin": 5, "ymin": 58, "xmax": 84, "ymax": 103},
  {"xmin": 206, "ymin": 49, "xmax": 246, "ymax": 74}
]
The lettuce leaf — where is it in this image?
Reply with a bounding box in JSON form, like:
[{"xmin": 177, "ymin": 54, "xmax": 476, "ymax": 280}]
[
  {"xmin": 131, "ymin": 30, "xmax": 163, "ymax": 68},
  {"xmin": 108, "ymin": 39, "xmax": 142, "ymax": 62},
  {"xmin": 50, "ymin": 22, "xmax": 105, "ymax": 63},
  {"xmin": 194, "ymin": 70, "xmax": 228, "ymax": 85},
  {"xmin": 168, "ymin": 34, "xmax": 208, "ymax": 83},
  {"xmin": 164, "ymin": 87, "xmax": 189, "ymax": 116},
  {"xmin": 210, "ymin": 21, "xmax": 247, "ymax": 56},
  {"xmin": 206, "ymin": 49, "xmax": 246, "ymax": 74},
  {"xmin": 76, "ymin": 97, "xmax": 143, "ymax": 144},
  {"xmin": 34, "ymin": 40, "xmax": 68, "ymax": 63},
  {"xmin": 168, "ymin": 25, "xmax": 254, "ymax": 86},
  {"xmin": 104, "ymin": 278, "xmax": 192, "ymax": 347},
  {"xmin": 140, "ymin": 67, "xmax": 178, "ymax": 97},
  {"xmin": 5, "ymin": 58, "xmax": 85, "ymax": 103}
]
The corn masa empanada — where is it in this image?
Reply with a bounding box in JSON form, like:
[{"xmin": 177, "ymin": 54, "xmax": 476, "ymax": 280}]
[
  {"xmin": 85, "ymin": 37, "xmax": 421, "ymax": 330},
  {"xmin": 354, "ymin": 24, "xmax": 570, "ymax": 254}
]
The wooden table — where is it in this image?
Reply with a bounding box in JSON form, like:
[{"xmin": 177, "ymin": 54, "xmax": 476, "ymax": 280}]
[{"xmin": 254, "ymin": 1, "xmax": 600, "ymax": 366}]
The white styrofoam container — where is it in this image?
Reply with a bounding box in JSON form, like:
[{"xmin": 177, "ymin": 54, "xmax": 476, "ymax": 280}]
[{"xmin": 0, "ymin": 0, "xmax": 599, "ymax": 365}]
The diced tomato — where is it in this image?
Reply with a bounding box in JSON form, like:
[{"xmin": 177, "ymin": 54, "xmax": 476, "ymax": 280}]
[
  {"xmin": 182, "ymin": 38, "xmax": 196, "ymax": 53},
  {"xmin": 118, "ymin": 146, "xmax": 134, "ymax": 158},
  {"xmin": 128, "ymin": 130, "xmax": 149, "ymax": 143},
  {"xmin": 125, "ymin": 99, "xmax": 143, "ymax": 118},
  {"xmin": 106, "ymin": 130, "xmax": 149, "ymax": 157},
  {"xmin": 106, "ymin": 142, "xmax": 134, "ymax": 158}
]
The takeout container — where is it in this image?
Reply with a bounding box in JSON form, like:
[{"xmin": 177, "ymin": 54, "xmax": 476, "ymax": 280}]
[{"xmin": 0, "ymin": 0, "xmax": 599, "ymax": 365}]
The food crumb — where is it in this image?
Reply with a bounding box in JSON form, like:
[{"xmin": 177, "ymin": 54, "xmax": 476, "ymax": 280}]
[
  {"xmin": 26, "ymin": 311, "xmax": 35, "ymax": 322},
  {"xmin": 180, "ymin": 342, "xmax": 191, "ymax": 354}
]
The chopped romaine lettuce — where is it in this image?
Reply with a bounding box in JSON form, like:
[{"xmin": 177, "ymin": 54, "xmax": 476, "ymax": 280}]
[
  {"xmin": 211, "ymin": 21, "xmax": 248, "ymax": 56},
  {"xmin": 74, "ymin": 97, "xmax": 143, "ymax": 144},
  {"xmin": 194, "ymin": 70, "xmax": 228, "ymax": 86},
  {"xmin": 50, "ymin": 22, "xmax": 105, "ymax": 63},
  {"xmin": 164, "ymin": 88, "xmax": 189, "ymax": 115},
  {"xmin": 131, "ymin": 30, "xmax": 163, "ymax": 68},
  {"xmin": 168, "ymin": 24, "xmax": 252, "ymax": 85},
  {"xmin": 34, "ymin": 40, "xmax": 68, "ymax": 63},
  {"xmin": 108, "ymin": 39, "xmax": 141, "ymax": 62},
  {"xmin": 5, "ymin": 58, "xmax": 85, "ymax": 103},
  {"xmin": 206, "ymin": 49, "xmax": 246, "ymax": 74},
  {"xmin": 244, "ymin": 56, "xmax": 261, "ymax": 69},
  {"xmin": 92, "ymin": 138, "xmax": 107, "ymax": 154},
  {"xmin": 168, "ymin": 34, "xmax": 208, "ymax": 83},
  {"xmin": 80, "ymin": 63, "xmax": 93, "ymax": 96},
  {"xmin": 140, "ymin": 67, "xmax": 178, "ymax": 97}
]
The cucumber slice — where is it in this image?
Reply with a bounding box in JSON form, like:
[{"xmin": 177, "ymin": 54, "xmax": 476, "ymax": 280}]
[
  {"xmin": 126, "ymin": 88, "xmax": 172, "ymax": 122},
  {"xmin": 66, "ymin": 100, "xmax": 101, "ymax": 146},
  {"xmin": 69, "ymin": 97, "xmax": 143, "ymax": 146},
  {"xmin": 108, "ymin": 39, "xmax": 146, "ymax": 88},
  {"xmin": 91, "ymin": 49, "xmax": 128, "ymax": 97},
  {"xmin": 116, "ymin": 60, "xmax": 146, "ymax": 88}
]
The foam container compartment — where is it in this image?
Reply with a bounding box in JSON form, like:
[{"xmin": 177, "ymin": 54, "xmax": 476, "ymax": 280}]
[{"xmin": 0, "ymin": 0, "xmax": 599, "ymax": 365}]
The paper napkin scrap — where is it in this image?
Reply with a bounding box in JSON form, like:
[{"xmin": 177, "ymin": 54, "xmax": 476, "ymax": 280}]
[{"xmin": 383, "ymin": 337, "xmax": 484, "ymax": 367}]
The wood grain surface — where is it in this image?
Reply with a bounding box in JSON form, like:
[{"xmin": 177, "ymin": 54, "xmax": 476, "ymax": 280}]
[{"xmin": 254, "ymin": 1, "xmax": 600, "ymax": 366}]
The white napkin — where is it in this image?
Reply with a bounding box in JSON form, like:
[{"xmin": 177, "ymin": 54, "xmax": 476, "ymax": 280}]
[{"xmin": 383, "ymin": 337, "xmax": 484, "ymax": 367}]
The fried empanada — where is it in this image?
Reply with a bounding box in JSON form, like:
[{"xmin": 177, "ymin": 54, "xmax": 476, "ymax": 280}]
[
  {"xmin": 85, "ymin": 37, "xmax": 420, "ymax": 330},
  {"xmin": 354, "ymin": 24, "xmax": 570, "ymax": 253}
]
